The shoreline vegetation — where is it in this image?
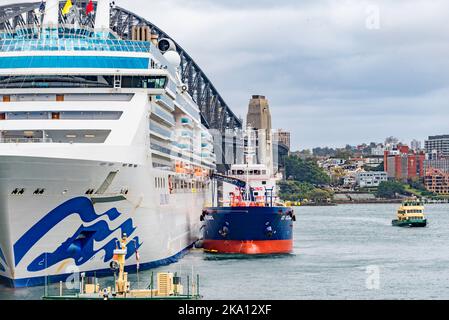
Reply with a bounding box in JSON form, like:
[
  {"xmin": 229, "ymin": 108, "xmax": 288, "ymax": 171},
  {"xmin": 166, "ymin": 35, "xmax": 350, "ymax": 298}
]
[{"xmin": 279, "ymin": 155, "xmax": 449, "ymax": 207}]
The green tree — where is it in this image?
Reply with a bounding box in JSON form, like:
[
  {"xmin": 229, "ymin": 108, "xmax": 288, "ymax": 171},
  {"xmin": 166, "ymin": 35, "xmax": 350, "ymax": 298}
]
[
  {"xmin": 278, "ymin": 181, "xmax": 315, "ymax": 201},
  {"xmin": 335, "ymin": 150, "xmax": 352, "ymax": 160},
  {"xmin": 278, "ymin": 181, "xmax": 334, "ymax": 203},
  {"xmin": 376, "ymin": 181, "xmax": 406, "ymax": 199},
  {"xmin": 408, "ymin": 179, "xmax": 426, "ymax": 191},
  {"xmin": 285, "ymin": 156, "xmax": 330, "ymax": 185},
  {"xmin": 308, "ymin": 188, "xmax": 333, "ymax": 203},
  {"xmin": 312, "ymin": 147, "xmax": 336, "ymax": 157}
]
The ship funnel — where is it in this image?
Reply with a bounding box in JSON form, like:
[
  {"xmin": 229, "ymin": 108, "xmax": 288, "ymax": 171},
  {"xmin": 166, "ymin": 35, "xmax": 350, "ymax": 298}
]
[
  {"xmin": 94, "ymin": 0, "xmax": 110, "ymax": 35},
  {"xmin": 150, "ymin": 30, "xmax": 159, "ymax": 46},
  {"xmin": 43, "ymin": 0, "xmax": 59, "ymax": 28}
]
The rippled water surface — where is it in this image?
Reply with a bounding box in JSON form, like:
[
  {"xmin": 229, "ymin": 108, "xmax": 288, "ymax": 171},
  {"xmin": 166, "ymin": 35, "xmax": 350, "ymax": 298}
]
[{"xmin": 2, "ymin": 203, "xmax": 449, "ymax": 300}]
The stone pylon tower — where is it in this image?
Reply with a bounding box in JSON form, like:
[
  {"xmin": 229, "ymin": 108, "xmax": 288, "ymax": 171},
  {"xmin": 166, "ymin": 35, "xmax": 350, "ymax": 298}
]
[
  {"xmin": 247, "ymin": 95, "xmax": 272, "ymax": 133},
  {"xmin": 246, "ymin": 95, "xmax": 274, "ymax": 173}
]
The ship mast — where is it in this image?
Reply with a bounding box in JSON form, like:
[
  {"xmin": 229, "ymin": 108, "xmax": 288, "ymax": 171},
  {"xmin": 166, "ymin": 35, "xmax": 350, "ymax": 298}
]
[
  {"xmin": 244, "ymin": 126, "xmax": 254, "ymax": 204},
  {"xmin": 95, "ymin": 0, "xmax": 110, "ymax": 38},
  {"xmin": 42, "ymin": 0, "xmax": 59, "ymax": 39}
]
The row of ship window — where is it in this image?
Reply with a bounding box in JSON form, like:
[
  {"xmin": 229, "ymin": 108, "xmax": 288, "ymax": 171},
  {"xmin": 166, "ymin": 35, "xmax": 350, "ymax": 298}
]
[
  {"xmin": 154, "ymin": 176, "xmax": 208, "ymax": 192},
  {"xmin": 150, "ymin": 142, "xmax": 214, "ymax": 164},
  {"xmin": 0, "ymin": 39, "xmax": 151, "ymax": 53},
  {"xmin": 0, "ymin": 75, "xmax": 167, "ymax": 89},
  {"xmin": 398, "ymin": 210, "xmax": 423, "ymax": 214},
  {"xmin": 0, "ymin": 111, "xmax": 122, "ymax": 120},
  {"xmin": 230, "ymin": 170, "xmax": 267, "ymax": 176},
  {"xmin": 11, "ymin": 188, "xmax": 131, "ymax": 196}
]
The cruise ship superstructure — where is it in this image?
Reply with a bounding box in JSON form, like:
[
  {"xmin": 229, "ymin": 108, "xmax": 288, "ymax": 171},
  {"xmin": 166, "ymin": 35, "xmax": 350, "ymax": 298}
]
[{"xmin": 0, "ymin": 0, "xmax": 215, "ymax": 287}]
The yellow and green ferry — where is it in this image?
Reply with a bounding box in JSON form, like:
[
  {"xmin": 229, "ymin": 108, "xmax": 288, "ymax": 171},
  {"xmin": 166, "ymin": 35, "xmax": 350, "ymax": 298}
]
[{"xmin": 392, "ymin": 199, "xmax": 427, "ymax": 228}]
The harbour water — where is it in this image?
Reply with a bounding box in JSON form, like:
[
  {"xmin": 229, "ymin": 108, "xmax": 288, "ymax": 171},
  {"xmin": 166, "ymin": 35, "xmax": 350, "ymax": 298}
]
[{"xmin": 2, "ymin": 203, "xmax": 449, "ymax": 300}]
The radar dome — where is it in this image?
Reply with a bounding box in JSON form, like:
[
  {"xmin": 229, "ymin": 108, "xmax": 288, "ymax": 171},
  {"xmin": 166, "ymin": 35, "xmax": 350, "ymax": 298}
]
[{"xmin": 163, "ymin": 51, "xmax": 181, "ymax": 67}]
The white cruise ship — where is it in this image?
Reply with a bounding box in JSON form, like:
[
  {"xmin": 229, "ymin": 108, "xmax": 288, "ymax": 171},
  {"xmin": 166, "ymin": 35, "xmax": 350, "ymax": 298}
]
[{"xmin": 0, "ymin": 0, "xmax": 215, "ymax": 287}]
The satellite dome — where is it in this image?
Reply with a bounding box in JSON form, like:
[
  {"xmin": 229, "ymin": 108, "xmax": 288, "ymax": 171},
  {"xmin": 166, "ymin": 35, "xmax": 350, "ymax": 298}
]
[{"xmin": 163, "ymin": 51, "xmax": 181, "ymax": 67}]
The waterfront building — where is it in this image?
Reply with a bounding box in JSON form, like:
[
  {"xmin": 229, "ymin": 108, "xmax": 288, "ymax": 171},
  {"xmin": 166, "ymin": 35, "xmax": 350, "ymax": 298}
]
[
  {"xmin": 318, "ymin": 158, "xmax": 346, "ymax": 170},
  {"xmin": 349, "ymin": 157, "xmax": 365, "ymax": 169},
  {"xmin": 355, "ymin": 172, "xmax": 388, "ymax": 188},
  {"xmin": 343, "ymin": 175, "xmax": 356, "ymax": 187},
  {"xmin": 384, "ymin": 145, "xmax": 425, "ymax": 181},
  {"xmin": 363, "ymin": 156, "xmax": 383, "ymax": 168},
  {"xmin": 425, "ymin": 135, "xmax": 449, "ymax": 160},
  {"xmin": 424, "ymin": 158, "xmax": 449, "ymax": 174},
  {"xmin": 371, "ymin": 144, "xmax": 385, "ymax": 156},
  {"xmin": 424, "ymin": 168, "xmax": 449, "ymax": 195}
]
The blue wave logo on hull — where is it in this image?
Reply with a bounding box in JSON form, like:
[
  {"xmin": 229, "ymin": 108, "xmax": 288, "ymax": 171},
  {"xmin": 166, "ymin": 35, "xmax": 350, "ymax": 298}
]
[
  {"xmin": 14, "ymin": 197, "xmax": 141, "ymax": 272},
  {"xmin": 0, "ymin": 247, "xmax": 6, "ymax": 272}
]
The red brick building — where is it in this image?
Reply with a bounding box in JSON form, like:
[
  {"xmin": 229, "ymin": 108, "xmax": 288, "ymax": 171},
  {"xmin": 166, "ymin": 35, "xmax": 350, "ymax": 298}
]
[
  {"xmin": 384, "ymin": 145, "xmax": 425, "ymax": 181},
  {"xmin": 424, "ymin": 167, "xmax": 449, "ymax": 195}
]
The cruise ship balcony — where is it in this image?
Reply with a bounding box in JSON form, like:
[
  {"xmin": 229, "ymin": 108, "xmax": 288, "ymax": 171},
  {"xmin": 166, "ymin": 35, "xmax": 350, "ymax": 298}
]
[
  {"xmin": 155, "ymin": 95, "xmax": 175, "ymax": 112},
  {"xmin": 0, "ymin": 130, "xmax": 111, "ymax": 144},
  {"xmin": 151, "ymin": 104, "xmax": 175, "ymax": 127}
]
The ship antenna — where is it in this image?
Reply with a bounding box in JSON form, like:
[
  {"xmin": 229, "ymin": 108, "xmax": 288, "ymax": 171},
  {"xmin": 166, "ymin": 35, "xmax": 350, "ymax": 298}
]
[{"xmin": 246, "ymin": 128, "xmax": 250, "ymax": 203}]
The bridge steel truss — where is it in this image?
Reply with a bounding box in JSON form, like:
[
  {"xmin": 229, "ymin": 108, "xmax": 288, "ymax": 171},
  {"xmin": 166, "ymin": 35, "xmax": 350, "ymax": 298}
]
[{"xmin": 0, "ymin": 1, "xmax": 242, "ymax": 132}]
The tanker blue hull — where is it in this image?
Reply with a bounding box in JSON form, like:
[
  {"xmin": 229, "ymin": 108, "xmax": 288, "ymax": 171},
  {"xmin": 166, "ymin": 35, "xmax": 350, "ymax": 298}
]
[{"xmin": 201, "ymin": 207, "xmax": 295, "ymax": 254}]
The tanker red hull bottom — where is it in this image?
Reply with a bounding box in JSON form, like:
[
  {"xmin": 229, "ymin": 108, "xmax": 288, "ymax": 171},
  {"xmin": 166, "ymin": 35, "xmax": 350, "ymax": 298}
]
[{"xmin": 203, "ymin": 240, "xmax": 293, "ymax": 254}]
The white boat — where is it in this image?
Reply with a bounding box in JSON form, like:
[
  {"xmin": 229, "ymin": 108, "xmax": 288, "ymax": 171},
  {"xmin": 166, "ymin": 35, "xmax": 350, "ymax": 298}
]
[{"xmin": 0, "ymin": 0, "xmax": 215, "ymax": 287}]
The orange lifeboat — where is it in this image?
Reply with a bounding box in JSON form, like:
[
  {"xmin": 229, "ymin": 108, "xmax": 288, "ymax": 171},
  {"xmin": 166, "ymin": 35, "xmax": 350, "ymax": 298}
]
[
  {"xmin": 175, "ymin": 162, "xmax": 186, "ymax": 174},
  {"xmin": 194, "ymin": 167, "xmax": 202, "ymax": 177}
]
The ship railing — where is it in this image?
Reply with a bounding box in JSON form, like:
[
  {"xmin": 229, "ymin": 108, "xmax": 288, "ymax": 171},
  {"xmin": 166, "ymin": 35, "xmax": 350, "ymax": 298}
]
[
  {"xmin": 0, "ymin": 137, "xmax": 53, "ymax": 143},
  {"xmin": 0, "ymin": 24, "xmax": 122, "ymax": 41}
]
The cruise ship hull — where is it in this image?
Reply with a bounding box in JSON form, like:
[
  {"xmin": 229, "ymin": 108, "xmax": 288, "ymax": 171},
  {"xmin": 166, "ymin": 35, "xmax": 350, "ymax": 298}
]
[
  {"xmin": 202, "ymin": 207, "xmax": 294, "ymax": 255},
  {"xmin": 0, "ymin": 4, "xmax": 217, "ymax": 288},
  {"xmin": 0, "ymin": 155, "xmax": 209, "ymax": 287}
]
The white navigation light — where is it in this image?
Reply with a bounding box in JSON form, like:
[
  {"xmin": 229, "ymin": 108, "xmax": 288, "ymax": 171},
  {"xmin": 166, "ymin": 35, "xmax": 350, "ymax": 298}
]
[
  {"xmin": 163, "ymin": 51, "xmax": 181, "ymax": 68},
  {"xmin": 179, "ymin": 84, "xmax": 188, "ymax": 93},
  {"xmin": 43, "ymin": 0, "xmax": 59, "ymax": 27},
  {"xmin": 95, "ymin": 0, "xmax": 110, "ymax": 32}
]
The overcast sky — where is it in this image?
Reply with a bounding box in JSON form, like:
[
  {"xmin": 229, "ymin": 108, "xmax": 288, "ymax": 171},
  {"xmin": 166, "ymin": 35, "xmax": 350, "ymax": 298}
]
[{"xmin": 3, "ymin": 0, "xmax": 449, "ymax": 150}]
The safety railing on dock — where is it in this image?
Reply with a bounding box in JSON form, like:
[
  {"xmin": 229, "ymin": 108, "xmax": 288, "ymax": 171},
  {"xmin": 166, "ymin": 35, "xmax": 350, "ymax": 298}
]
[{"xmin": 0, "ymin": 137, "xmax": 53, "ymax": 143}]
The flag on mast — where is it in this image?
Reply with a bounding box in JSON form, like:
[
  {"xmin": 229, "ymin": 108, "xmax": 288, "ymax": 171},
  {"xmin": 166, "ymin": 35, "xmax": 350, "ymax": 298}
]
[
  {"xmin": 62, "ymin": 0, "xmax": 73, "ymax": 15},
  {"xmin": 86, "ymin": 0, "xmax": 94, "ymax": 15},
  {"xmin": 39, "ymin": 1, "xmax": 46, "ymax": 13}
]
